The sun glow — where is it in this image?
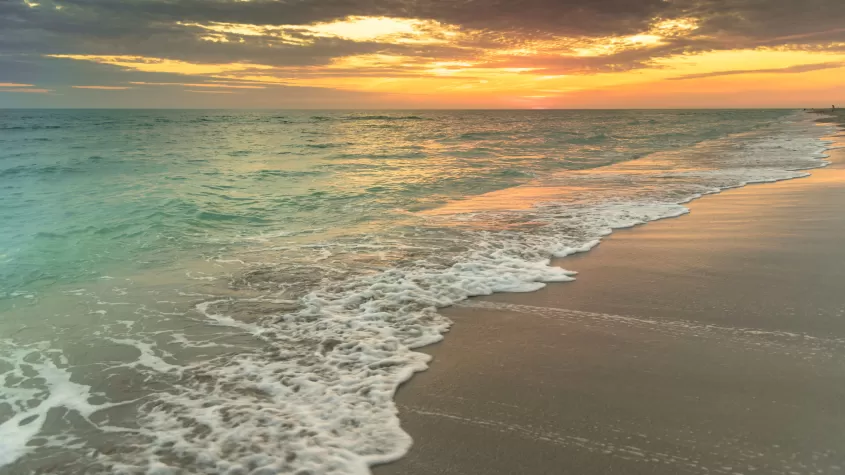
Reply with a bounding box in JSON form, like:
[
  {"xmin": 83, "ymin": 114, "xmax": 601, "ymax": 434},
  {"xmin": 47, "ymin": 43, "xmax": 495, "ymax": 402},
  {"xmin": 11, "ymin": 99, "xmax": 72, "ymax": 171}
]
[
  {"xmin": 43, "ymin": 12, "xmax": 845, "ymax": 107},
  {"xmin": 301, "ymin": 16, "xmax": 458, "ymax": 44}
]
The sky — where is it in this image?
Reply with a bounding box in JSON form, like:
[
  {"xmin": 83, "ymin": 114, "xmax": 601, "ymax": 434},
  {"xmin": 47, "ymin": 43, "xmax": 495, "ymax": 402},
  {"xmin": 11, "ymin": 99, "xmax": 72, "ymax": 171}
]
[{"xmin": 1, "ymin": 0, "xmax": 845, "ymax": 108}]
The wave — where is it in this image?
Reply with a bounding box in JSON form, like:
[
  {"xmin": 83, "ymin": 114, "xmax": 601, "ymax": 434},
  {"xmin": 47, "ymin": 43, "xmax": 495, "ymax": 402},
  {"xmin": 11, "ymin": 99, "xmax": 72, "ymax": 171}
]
[
  {"xmin": 43, "ymin": 115, "xmax": 831, "ymax": 474},
  {"xmin": 459, "ymin": 131, "xmax": 510, "ymax": 140},
  {"xmin": 0, "ymin": 112, "xmax": 837, "ymax": 474},
  {"xmin": 305, "ymin": 142, "xmax": 351, "ymax": 149},
  {"xmin": 565, "ymin": 133, "xmax": 610, "ymax": 144},
  {"xmin": 0, "ymin": 125, "xmax": 63, "ymax": 131},
  {"xmin": 344, "ymin": 115, "xmax": 428, "ymax": 121},
  {"xmin": 326, "ymin": 151, "xmax": 427, "ymax": 160},
  {"xmin": 251, "ymin": 169, "xmax": 326, "ymax": 179},
  {"xmin": 309, "ymin": 115, "xmax": 429, "ymax": 122},
  {"xmin": 0, "ymin": 164, "xmax": 81, "ymax": 177}
]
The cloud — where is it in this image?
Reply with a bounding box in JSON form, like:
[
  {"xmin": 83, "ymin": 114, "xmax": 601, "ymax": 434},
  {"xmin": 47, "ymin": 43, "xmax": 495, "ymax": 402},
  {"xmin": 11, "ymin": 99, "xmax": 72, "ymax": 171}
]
[
  {"xmin": 130, "ymin": 81, "xmax": 266, "ymax": 89},
  {"xmin": 4, "ymin": 0, "xmax": 666, "ymax": 39},
  {"xmin": 46, "ymin": 55, "xmax": 276, "ymax": 75},
  {"xmin": 178, "ymin": 16, "xmax": 461, "ymax": 46},
  {"xmin": 679, "ymin": 0, "xmax": 845, "ymax": 47},
  {"xmin": 71, "ymin": 85, "xmax": 131, "ymax": 89},
  {"xmin": 2, "ymin": 0, "xmax": 845, "ymax": 106},
  {"xmin": 0, "ymin": 87, "xmax": 52, "ymax": 93},
  {"xmin": 186, "ymin": 89, "xmax": 236, "ymax": 94},
  {"xmin": 0, "ymin": 2, "xmax": 820, "ymax": 54},
  {"xmin": 0, "ymin": 0, "xmax": 841, "ymax": 82},
  {"xmin": 669, "ymin": 61, "xmax": 845, "ymax": 80},
  {"xmin": 0, "ymin": 82, "xmax": 35, "ymax": 87}
]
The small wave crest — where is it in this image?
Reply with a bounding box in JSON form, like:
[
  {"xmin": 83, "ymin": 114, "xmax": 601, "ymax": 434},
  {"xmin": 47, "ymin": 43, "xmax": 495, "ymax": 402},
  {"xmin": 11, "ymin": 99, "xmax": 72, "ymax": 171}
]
[
  {"xmin": 565, "ymin": 133, "xmax": 610, "ymax": 145},
  {"xmin": 310, "ymin": 115, "xmax": 428, "ymax": 122}
]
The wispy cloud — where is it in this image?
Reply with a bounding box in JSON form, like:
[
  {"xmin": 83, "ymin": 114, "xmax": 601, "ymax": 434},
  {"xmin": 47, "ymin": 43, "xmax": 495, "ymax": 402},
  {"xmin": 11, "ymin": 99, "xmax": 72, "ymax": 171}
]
[
  {"xmin": 0, "ymin": 83, "xmax": 35, "ymax": 87},
  {"xmin": 131, "ymin": 81, "xmax": 265, "ymax": 89},
  {"xmin": 669, "ymin": 62, "xmax": 845, "ymax": 80},
  {"xmin": 46, "ymin": 55, "xmax": 274, "ymax": 75},
  {"xmin": 0, "ymin": 88, "xmax": 52, "ymax": 93},
  {"xmin": 186, "ymin": 90, "xmax": 237, "ymax": 94},
  {"xmin": 72, "ymin": 85, "xmax": 132, "ymax": 90}
]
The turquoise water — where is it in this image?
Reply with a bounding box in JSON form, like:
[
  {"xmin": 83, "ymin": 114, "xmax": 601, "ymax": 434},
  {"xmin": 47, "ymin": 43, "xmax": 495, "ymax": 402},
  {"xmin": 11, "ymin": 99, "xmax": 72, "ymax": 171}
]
[
  {"xmin": 0, "ymin": 109, "xmax": 789, "ymax": 298},
  {"xmin": 0, "ymin": 110, "xmax": 834, "ymax": 474}
]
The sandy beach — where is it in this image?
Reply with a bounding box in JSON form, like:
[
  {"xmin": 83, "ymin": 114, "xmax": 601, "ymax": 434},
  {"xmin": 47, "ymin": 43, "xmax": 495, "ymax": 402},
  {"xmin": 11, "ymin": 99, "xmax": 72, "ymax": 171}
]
[{"xmin": 375, "ymin": 117, "xmax": 845, "ymax": 475}]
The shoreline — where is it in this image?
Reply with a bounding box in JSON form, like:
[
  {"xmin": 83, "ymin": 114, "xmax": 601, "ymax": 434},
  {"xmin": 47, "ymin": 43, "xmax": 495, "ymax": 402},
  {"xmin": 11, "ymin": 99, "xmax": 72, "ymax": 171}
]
[
  {"xmin": 374, "ymin": 115, "xmax": 845, "ymax": 474},
  {"xmin": 1, "ymin": 111, "xmax": 840, "ymax": 474}
]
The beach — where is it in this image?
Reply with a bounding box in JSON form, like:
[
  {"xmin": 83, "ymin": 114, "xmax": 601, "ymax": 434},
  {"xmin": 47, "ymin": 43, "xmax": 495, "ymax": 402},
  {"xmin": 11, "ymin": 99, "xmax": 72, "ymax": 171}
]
[
  {"xmin": 375, "ymin": 116, "xmax": 845, "ymax": 475},
  {"xmin": 0, "ymin": 110, "xmax": 840, "ymax": 474},
  {"xmin": 4, "ymin": 0, "xmax": 845, "ymax": 468}
]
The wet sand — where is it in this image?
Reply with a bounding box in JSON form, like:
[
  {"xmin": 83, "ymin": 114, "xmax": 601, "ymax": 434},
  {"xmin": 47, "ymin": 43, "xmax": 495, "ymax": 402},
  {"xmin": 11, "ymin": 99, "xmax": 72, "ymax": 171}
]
[{"xmin": 375, "ymin": 124, "xmax": 845, "ymax": 475}]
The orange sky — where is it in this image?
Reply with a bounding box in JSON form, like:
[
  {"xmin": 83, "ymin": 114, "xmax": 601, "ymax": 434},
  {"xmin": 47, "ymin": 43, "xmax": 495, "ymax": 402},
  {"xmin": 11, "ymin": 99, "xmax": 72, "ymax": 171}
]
[{"xmin": 2, "ymin": 4, "xmax": 845, "ymax": 108}]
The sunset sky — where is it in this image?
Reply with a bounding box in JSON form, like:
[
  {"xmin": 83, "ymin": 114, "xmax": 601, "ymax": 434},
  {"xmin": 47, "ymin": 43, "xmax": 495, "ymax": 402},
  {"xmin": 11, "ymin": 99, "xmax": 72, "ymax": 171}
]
[{"xmin": 1, "ymin": 0, "xmax": 844, "ymax": 108}]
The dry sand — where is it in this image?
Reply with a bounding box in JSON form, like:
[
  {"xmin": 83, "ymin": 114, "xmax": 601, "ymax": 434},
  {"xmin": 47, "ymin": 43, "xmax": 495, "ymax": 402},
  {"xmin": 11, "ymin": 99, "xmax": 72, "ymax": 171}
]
[{"xmin": 375, "ymin": 122, "xmax": 845, "ymax": 475}]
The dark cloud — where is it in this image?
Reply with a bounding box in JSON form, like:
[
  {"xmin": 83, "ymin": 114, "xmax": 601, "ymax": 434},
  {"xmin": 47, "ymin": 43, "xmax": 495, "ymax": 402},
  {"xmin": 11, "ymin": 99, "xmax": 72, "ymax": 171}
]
[
  {"xmin": 679, "ymin": 0, "xmax": 845, "ymax": 46},
  {"xmin": 23, "ymin": 0, "xmax": 666, "ymax": 35},
  {"xmin": 1, "ymin": 0, "xmax": 844, "ymax": 87}
]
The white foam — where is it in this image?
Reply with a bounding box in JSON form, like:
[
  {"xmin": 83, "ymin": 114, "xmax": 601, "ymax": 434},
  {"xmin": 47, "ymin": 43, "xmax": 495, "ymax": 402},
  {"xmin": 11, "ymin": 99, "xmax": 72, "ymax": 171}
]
[
  {"xmin": 4, "ymin": 113, "xmax": 836, "ymax": 474},
  {"xmin": 0, "ymin": 348, "xmax": 117, "ymax": 466},
  {"xmin": 195, "ymin": 300, "xmax": 265, "ymax": 333},
  {"xmin": 106, "ymin": 337, "xmax": 182, "ymax": 373}
]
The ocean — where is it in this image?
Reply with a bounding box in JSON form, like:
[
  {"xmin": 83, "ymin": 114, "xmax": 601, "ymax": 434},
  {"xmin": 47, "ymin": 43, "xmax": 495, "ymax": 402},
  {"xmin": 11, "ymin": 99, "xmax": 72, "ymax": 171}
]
[{"xmin": 0, "ymin": 110, "xmax": 834, "ymax": 474}]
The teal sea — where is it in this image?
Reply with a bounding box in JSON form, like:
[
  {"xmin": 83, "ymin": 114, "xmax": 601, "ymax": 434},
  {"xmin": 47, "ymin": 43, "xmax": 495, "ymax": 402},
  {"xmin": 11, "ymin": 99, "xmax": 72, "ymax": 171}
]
[{"xmin": 0, "ymin": 110, "xmax": 834, "ymax": 474}]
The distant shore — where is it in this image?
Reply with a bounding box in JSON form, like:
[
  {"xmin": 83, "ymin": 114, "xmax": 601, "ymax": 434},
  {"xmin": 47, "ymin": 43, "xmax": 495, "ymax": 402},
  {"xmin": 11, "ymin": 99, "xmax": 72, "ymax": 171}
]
[
  {"xmin": 810, "ymin": 108, "xmax": 845, "ymax": 123},
  {"xmin": 375, "ymin": 114, "xmax": 845, "ymax": 474}
]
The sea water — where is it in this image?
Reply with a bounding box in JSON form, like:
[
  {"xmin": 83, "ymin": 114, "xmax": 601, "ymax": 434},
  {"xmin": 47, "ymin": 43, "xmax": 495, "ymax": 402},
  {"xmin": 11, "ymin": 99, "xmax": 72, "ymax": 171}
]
[{"xmin": 0, "ymin": 110, "xmax": 834, "ymax": 474}]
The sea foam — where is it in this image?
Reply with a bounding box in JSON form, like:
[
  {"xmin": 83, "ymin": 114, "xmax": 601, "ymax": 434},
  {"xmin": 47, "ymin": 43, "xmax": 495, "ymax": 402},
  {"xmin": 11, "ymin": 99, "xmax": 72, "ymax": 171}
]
[{"xmin": 0, "ymin": 112, "xmax": 836, "ymax": 474}]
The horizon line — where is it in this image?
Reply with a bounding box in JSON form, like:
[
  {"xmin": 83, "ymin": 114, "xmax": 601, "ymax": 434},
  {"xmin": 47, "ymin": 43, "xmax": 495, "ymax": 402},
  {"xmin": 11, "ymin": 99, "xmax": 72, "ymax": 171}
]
[{"xmin": 0, "ymin": 107, "xmax": 821, "ymax": 111}]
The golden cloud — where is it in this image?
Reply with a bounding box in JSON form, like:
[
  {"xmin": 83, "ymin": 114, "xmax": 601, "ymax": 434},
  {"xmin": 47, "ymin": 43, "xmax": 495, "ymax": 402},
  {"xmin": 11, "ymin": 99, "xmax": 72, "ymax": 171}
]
[
  {"xmin": 42, "ymin": 13, "xmax": 845, "ymax": 106},
  {"xmin": 130, "ymin": 81, "xmax": 266, "ymax": 89},
  {"xmin": 47, "ymin": 55, "xmax": 274, "ymax": 75},
  {"xmin": 180, "ymin": 16, "xmax": 461, "ymax": 46}
]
